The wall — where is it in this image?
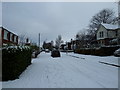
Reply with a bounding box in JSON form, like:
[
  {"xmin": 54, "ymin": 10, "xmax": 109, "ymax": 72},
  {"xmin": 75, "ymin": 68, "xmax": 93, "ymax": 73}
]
[
  {"xmin": 108, "ymin": 30, "xmax": 116, "ymax": 38},
  {"xmin": 117, "ymin": 29, "xmax": 120, "ymax": 38}
]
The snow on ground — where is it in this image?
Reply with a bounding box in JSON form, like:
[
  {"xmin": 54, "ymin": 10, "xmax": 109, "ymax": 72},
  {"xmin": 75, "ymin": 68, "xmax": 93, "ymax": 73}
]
[
  {"xmin": 2, "ymin": 52, "xmax": 118, "ymax": 88},
  {"xmin": 68, "ymin": 52, "xmax": 119, "ymax": 66}
]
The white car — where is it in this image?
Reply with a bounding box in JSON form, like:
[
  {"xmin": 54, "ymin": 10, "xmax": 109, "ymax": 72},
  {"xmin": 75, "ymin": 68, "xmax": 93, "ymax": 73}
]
[
  {"xmin": 114, "ymin": 48, "xmax": 120, "ymax": 57},
  {"xmin": 32, "ymin": 51, "xmax": 36, "ymax": 58},
  {"xmin": 45, "ymin": 49, "xmax": 50, "ymax": 53}
]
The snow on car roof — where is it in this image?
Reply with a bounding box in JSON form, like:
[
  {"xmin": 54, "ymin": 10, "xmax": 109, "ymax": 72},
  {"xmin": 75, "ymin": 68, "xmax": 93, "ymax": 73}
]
[{"xmin": 101, "ymin": 23, "xmax": 120, "ymax": 30}]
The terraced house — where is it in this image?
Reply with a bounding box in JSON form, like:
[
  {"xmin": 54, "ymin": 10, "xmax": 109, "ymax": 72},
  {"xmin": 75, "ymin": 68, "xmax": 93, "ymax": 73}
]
[
  {"xmin": 97, "ymin": 23, "xmax": 120, "ymax": 46},
  {"xmin": 0, "ymin": 27, "xmax": 18, "ymax": 46}
]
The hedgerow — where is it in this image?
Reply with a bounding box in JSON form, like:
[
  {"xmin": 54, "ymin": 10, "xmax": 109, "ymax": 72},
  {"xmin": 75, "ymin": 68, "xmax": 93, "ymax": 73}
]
[
  {"xmin": 2, "ymin": 45, "xmax": 32, "ymax": 81},
  {"xmin": 74, "ymin": 46, "xmax": 120, "ymax": 56}
]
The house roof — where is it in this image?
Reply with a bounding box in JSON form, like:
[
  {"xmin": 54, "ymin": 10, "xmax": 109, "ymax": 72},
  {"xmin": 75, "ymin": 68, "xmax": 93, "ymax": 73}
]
[
  {"xmin": 101, "ymin": 23, "xmax": 120, "ymax": 30},
  {"xmin": 1, "ymin": 27, "xmax": 18, "ymax": 36}
]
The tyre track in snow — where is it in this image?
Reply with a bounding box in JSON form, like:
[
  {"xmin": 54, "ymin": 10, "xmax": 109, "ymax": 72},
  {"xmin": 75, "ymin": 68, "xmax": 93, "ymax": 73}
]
[
  {"xmin": 41, "ymin": 52, "xmax": 117, "ymax": 88},
  {"xmin": 49, "ymin": 53, "xmax": 104, "ymax": 88},
  {"xmin": 61, "ymin": 54, "xmax": 106, "ymax": 88},
  {"xmin": 64, "ymin": 53, "xmax": 117, "ymax": 88}
]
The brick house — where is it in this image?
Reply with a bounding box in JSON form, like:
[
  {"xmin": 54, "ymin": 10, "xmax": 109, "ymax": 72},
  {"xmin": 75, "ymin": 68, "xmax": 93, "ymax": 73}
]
[
  {"xmin": 96, "ymin": 23, "xmax": 120, "ymax": 46},
  {"xmin": 0, "ymin": 27, "xmax": 18, "ymax": 46}
]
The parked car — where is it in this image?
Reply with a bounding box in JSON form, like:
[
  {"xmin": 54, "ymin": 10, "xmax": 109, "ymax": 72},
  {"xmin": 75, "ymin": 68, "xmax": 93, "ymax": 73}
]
[
  {"xmin": 114, "ymin": 48, "xmax": 120, "ymax": 57},
  {"xmin": 32, "ymin": 51, "xmax": 38, "ymax": 58},
  {"xmin": 32, "ymin": 50, "xmax": 40, "ymax": 58},
  {"xmin": 51, "ymin": 49, "xmax": 61, "ymax": 57},
  {"xmin": 45, "ymin": 49, "xmax": 50, "ymax": 53}
]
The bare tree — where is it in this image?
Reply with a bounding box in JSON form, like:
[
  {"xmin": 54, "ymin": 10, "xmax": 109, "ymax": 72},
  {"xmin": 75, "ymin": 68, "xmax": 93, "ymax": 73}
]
[
  {"xmin": 76, "ymin": 31, "xmax": 87, "ymax": 48},
  {"xmin": 87, "ymin": 9, "xmax": 115, "ymax": 41},
  {"xmin": 112, "ymin": 0, "xmax": 120, "ymax": 24},
  {"xmin": 76, "ymin": 31, "xmax": 86, "ymax": 41},
  {"xmin": 111, "ymin": 16, "xmax": 119, "ymax": 24},
  {"xmin": 118, "ymin": 0, "xmax": 120, "ymax": 25},
  {"xmin": 19, "ymin": 34, "xmax": 26, "ymax": 45},
  {"xmin": 55, "ymin": 35, "xmax": 63, "ymax": 49},
  {"xmin": 89, "ymin": 9, "xmax": 114, "ymax": 31}
]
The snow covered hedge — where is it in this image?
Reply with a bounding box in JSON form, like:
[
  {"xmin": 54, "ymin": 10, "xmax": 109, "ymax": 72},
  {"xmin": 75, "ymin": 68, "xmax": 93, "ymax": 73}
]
[
  {"xmin": 2, "ymin": 45, "xmax": 32, "ymax": 81},
  {"xmin": 74, "ymin": 46, "xmax": 120, "ymax": 56}
]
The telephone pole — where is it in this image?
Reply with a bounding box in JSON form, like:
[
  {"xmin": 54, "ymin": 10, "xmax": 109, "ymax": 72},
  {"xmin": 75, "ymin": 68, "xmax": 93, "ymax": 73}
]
[{"xmin": 38, "ymin": 33, "xmax": 40, "ymax": 48}]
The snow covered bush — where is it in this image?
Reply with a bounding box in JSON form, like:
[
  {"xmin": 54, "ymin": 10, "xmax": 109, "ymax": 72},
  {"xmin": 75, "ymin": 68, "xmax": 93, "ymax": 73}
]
[{"xmin": 2, "ymin": 45, "xmax": 32, "ymax": 81}]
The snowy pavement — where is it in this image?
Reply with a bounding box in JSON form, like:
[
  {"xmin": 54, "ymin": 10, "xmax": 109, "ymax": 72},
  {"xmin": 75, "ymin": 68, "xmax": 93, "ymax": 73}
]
[{"xmin": 2, "ymin": 52, "xmax": 118, "ymax": 88}]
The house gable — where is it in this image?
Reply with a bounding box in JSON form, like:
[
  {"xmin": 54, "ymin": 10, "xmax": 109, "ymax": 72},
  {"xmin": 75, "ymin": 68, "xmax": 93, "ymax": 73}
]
[{"xmin": 97, "ymin": 25, "xmax": 108, "ymax": 40}]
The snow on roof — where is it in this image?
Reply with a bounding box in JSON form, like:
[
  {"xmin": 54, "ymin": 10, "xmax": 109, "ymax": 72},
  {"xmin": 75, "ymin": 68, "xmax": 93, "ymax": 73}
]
[
  {"xmin": 2, "ymin": 27, "xmax": 18, "ymax": 36},
  {"xmin": 101, "ymin": 23, "xmax": 120, "ymax": 30}
]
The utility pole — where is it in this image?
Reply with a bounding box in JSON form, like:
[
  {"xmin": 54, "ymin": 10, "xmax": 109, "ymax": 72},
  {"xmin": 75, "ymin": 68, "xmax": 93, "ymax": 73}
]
[
  {"xmin": 38, "ymin": 33, "xmax": 40, "ymax": 48},
  {"xmin": 115, "ymin": 0, "xmax": 120, "ymax": 25}
]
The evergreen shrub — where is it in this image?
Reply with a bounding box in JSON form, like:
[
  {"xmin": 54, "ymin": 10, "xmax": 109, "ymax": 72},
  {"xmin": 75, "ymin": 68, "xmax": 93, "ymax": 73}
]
[
  {"xmin": 74, "ymin": 46, "xmax": 120, "ymax": 56},
  {"xmin": 2, "ymin": 46, "xmax": 32, "ymax": 81}
]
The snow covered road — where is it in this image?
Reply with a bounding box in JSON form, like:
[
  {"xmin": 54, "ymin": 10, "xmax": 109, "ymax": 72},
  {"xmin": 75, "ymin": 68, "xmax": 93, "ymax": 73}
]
[{"xmin": 2, "ymin": 52, "xmax": 118, "ymax": 88}]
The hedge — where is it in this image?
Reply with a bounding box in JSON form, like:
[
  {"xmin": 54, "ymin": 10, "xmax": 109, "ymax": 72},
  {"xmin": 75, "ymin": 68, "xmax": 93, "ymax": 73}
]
[
  {"xmin": 74, "ymin": 46, "xmax": 120, "ymax": 56},
  {"xmin": 2, "ymin": 46, "xmax": 32, "ymax": 81},
  {"xmin": 60, "ymin": 50, "xmax": 73, "ymax": 52}
]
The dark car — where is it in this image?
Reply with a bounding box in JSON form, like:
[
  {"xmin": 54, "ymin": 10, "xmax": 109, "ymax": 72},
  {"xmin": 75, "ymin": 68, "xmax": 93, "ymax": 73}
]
[
  {"xmin": 51, "ymin": 49, "xmax": 61, "ymax": 57},
  {"xmin": 114, "ymin": 48, "xmax": 120, "ymax": 57}
]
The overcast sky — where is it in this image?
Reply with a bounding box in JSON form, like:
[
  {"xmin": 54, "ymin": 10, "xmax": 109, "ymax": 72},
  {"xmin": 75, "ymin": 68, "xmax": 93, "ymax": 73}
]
[{"xmin": 2, "ymin": 2, "xmax": 118, "ymax": 46}]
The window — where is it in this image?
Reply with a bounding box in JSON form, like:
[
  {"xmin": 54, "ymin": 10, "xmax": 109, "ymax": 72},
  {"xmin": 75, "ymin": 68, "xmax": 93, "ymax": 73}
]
[
  {"xmin": 107, "ymin": 32, "xmax": 108, "ymax": 37},
  {"xmin": 99, "ymin": 32, "xmax": 101, "ymax": 38},
  {"xmin": 14, "ymin": 35, "xmax": 16, "ymax": 43},
  {"xmin": 99, "ymin": 31, "xmax": 104, "ymax": 38},
  {"xmin": 115, "ymin": 30, "xmax": 118, "ymax": 36},
  {"xmin": 12, "ymin": 34, "xmax": 14, "ymax": 42},
  {"xmin": 16, "ymin": 36, "xmax": 18, "ymax": 43},
  {"xmin": 4, "ymin": 30, "xmax": 9, "ymax": 40},
  {"xmin": 101, "ymin": 31, "xmax": 104, "ymax": 37},
  {"xmin": 10, "ymin": 33, "xmax": 13, "ymax": 41}
]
